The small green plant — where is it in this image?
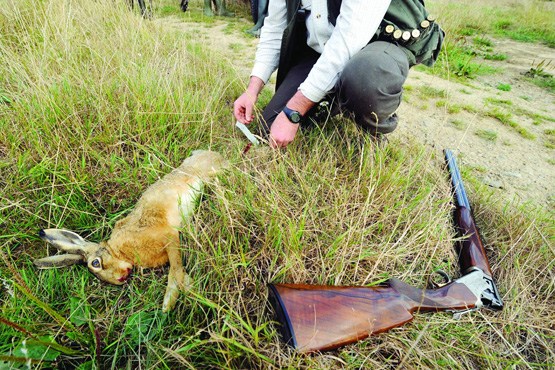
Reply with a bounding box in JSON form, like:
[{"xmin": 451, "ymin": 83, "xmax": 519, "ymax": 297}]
[
  {"xmin": 449, "ymin": 119, "xmax": 466, "ymax": 130},
  {"xmin": 513, "ymin": 107, "xmax": 555, "ymax": 125},
  {"xmin": 485, "ymin": 108, "xmax": 535, "ymax": 139},
  {"xmin": 525, "ymin": 60, "xmax": 553, "ymax": 79},
  {"xmin": 454, "ymin": 55, "xmax": 481, "ymax": 78},
  {"xmin": 485, "ymin": 97, "xmax": 513, "ymax": 106},
  {"xmin": 484, "ymin": 53, "xmax": 508, "ymax": 61},
  {"xmin": 0, "ymin": 91, "xmax": 11, "ymax": 104},
  {"xmin": 523, "ymin": 60, "xmax": 555, "ymax": 93},
  {"xmin": 493, "ymin": 19, "xmax": 512, "ymax": 31},
  {"xmin": 430, "ymin": 39, "xmax": 498, "ymax": 80},
  {"xmin": 460, "ymin": 25, "xmax": 480, "ymax": 36},
  {"xmin": 475, "ymin": 129, "xmax": 498, "ymax": 141},
  {"xmin": 435, "ymin": 100, "xmax": 461, "ymax": 113},
  {"xmin": 496, "ymin": 83, "xmax": 511, "ymax": 92},
  {"xmin": 473, "ymin": 36, "xmax": 494, "ymax": 48},
  {"xmin": 418, "ymin": 86, "xmax": 447, "ymax": 99},
  {"xmin": 462, "ymin": 104, "xmax": 479, "ymax": 114},
  {"xmin": 544, "ymin": 129, "xmax": 555, "ymax": 149},
  {"xmin": 229, "ymin": 43, "xmax": 242, "ymax": 52},
  {"xmin": 526, "ymin": 74, "xmax": 555, "ymax": 94}
]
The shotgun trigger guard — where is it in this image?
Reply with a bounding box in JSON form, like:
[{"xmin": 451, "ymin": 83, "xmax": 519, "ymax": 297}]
[{"xmin": 427, "ymin": 269, "xmax": 452, "ymax": 288}]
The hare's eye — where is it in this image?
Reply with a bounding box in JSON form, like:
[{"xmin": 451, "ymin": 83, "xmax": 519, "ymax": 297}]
[{"xmin": 91, "ymin": 258, "xmax": 102, "ymax": 269}]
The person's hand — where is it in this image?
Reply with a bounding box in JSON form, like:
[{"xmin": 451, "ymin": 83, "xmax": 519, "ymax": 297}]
[
  {"xmin": 233, "ymin": 91, "xmax": 257, "ymax": 124},
  {"xmin": 234, "ymin": 76, "xmax": 265, "ymax": 124},
  {"xmin": 269, "ymin": 112, "xmax": 300, "ymax": 148}
]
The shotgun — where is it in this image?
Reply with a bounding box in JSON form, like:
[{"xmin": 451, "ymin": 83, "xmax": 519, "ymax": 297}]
[{"xmin": 268, "ymin": 149, "xmax": 503, "ymax": 353}]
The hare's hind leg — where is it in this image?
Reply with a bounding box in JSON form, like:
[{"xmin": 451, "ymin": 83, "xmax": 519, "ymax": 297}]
[{"xmin": 162, "ymin": 234, "xmax": 192, "ymax": 312}]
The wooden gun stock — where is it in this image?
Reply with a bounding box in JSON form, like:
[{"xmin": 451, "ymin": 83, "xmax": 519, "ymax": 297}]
[
  {"xmin": 269, "ymin": 279, "xmax": 480, "ymax": 353},
  {"xmin": 268, "ymin": 149, "xmax": 503, "ymax": 352}
]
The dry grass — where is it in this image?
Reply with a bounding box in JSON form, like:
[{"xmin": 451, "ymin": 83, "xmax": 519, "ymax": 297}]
[{"xmin": 0, "ymin": 0, "xmax": 553, "ymax": 368}]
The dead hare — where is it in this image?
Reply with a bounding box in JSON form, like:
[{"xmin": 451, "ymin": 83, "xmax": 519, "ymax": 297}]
[{"xmin": 34, "ymin": 150, "xmax": 228, "ymax": 312}]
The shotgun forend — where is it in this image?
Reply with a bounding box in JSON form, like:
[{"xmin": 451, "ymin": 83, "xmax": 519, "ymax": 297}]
[{"xmin": 268, "ymin": 149, "xmax": 503, "ymax": 353}]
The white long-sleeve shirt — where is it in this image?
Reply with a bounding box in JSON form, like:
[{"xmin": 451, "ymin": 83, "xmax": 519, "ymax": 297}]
[{"xmin": 251, "ymin": 0, "xmax": 392, "ymax": 102}]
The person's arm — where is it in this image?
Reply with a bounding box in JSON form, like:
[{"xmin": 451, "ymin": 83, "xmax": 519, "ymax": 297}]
[
  {"xmin": 250, "ymin": 0, "xmax": 287, "ymax": 84},
  {"xmin": 234, "ymin": 1, "xmax": 287, "ymax": 124},
  {"xmin": 234, "ymin": 76, "xmax": 265, "ymax": 124},
  {"xmin": 268, "ymin": 90, "xmax": 315, "ymax": 148}
]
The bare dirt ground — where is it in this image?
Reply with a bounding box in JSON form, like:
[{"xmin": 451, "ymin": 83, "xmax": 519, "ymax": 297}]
[{"xmin": 162, "ymin": 16, "xmax": 555, "ymax": 210}]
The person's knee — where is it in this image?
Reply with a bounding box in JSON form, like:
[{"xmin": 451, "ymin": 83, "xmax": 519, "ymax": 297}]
[
  {"xmin": 338, "ymin": 42, "xmax": 409, "ymax": 133},
  {"xmin": 342, "ymin": 43, "xmax": 407, "ymax": 110}
]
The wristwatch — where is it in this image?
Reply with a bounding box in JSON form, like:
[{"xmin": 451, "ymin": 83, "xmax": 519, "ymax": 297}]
[{"xmin": 282, "ymin": 106, "xmax": 303, "ymax": 124}]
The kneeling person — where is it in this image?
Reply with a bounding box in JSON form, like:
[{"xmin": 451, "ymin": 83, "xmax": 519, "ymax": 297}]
[{"xmin": 233, "ymin": 0, "xmax": 411, "ymax": 148}]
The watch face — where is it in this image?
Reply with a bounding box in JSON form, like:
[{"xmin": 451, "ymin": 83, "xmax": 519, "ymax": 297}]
[
  {"xmin": 284, "ymin": 107, "xmax": 302, "ymax": 123},
  {"xmin": 290, "ymin": 111, "xmax": 301, "ymax": 123}
]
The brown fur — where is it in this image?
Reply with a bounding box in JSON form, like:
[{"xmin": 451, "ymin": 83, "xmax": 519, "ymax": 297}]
[{"xmin": 35, "ymin": 150, "xmax": 228, "ymax": 312}]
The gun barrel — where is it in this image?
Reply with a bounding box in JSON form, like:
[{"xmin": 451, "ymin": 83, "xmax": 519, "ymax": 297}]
[
  {"xmin": 443, "ymin": 149, "xmax": 503, "ymax": 310},
  {"xmin": 444, "ymin": 149, "xmax": 493, "ymax": 275},
  {"xmin": 444, "ymin": 149, "xmax": 471, "ymax": 210}
]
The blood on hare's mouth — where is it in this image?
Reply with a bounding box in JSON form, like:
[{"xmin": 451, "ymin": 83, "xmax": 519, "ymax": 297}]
[{"xmin": 118, "ymin": 268, "xmax": 132, "ymax": 282}]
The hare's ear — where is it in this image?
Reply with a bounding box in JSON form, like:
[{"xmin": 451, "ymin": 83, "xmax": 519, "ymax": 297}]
[
  {"xmin": 34, "ymin": 254, "xmax": 84, "ymax": 269},
  {"xmin": 39, "ymin": 229, "xmax": 97, "ymax": 256}
]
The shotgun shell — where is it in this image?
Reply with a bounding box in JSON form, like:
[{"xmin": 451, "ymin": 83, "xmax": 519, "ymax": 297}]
[
  {"xmin": 421, "ymin": 20, "xmax": 430, "ymax": 29},
  {"xmin": 393, "ymin": 29, "xmax": 403, "ymax": 39},
  {"xmin": 385, "ymin": 24, "xmax": 395, "ymax": 35},
  {"xmin": 402, "ymin": 31, "xmax": 411, "ymax": 41},
  {"xmin": 412, "ymin": 29, "xmax": 421, "ymax": 38},
  {"xmin": 427, "ymin": 14, "xmax": 436, "ymax": 22}
]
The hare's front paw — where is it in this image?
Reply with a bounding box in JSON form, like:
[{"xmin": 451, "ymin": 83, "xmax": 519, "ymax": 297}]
[{"xmin": 162, "ymin": 267, "xmax": 192, "ymax": 312}]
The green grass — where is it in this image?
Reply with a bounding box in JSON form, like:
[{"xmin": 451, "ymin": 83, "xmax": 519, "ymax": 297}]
[
  {"xmin": 428, "ymin": 0, "xmax": 555, "ymax": 48},
  {"xmin": 473, "ymin": 36, "xmax": 494, "ymax": 48},
  {"xmin": 426, "ymin": 39, "xmax": 500, "ymax": 79},
  {"xmin": 544, "ymin": 129, "xmax": 555, "ymax": 149},
  {"xmin": 0, "ymin": 0, "xmax": 554, "ymax": 369},
  {"xmin": 484, "ymin": 53, "xmax": 508, "ymax": 61},
  {"xmin": 485, "ymin": 97, "xmax": 513, "ymax": 106},
  {"xmin": 513, "ymin": 108, "xmax": 555, "ymax": 126},
  {"xmin": 484, "ymin": 108, "xmax": 536, "ymax": 139},
  {"xmin": 436, "ymin": 100, "xmax": 462, "ymax": 114},
  {"xmin": 526, "ymin": 74, "xmax": 555, "ymax": 94},
  {"xmin": 462, "ymin": 104, "xmax": 480, "ymax": 114},
  {"xmin": 417, "ymin": 86, "xmax": 447, "ymax": 99},
  {"xmin": 449, "ymin": 119, "xmax": 466, "ymax": 130},
  {"xmin": 421, "ymin": 0, "xmax": 554, "ymax": 83},
  {"xmin": 475, "ymin": 129, "xmax": 498, "ymax": 141}
]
